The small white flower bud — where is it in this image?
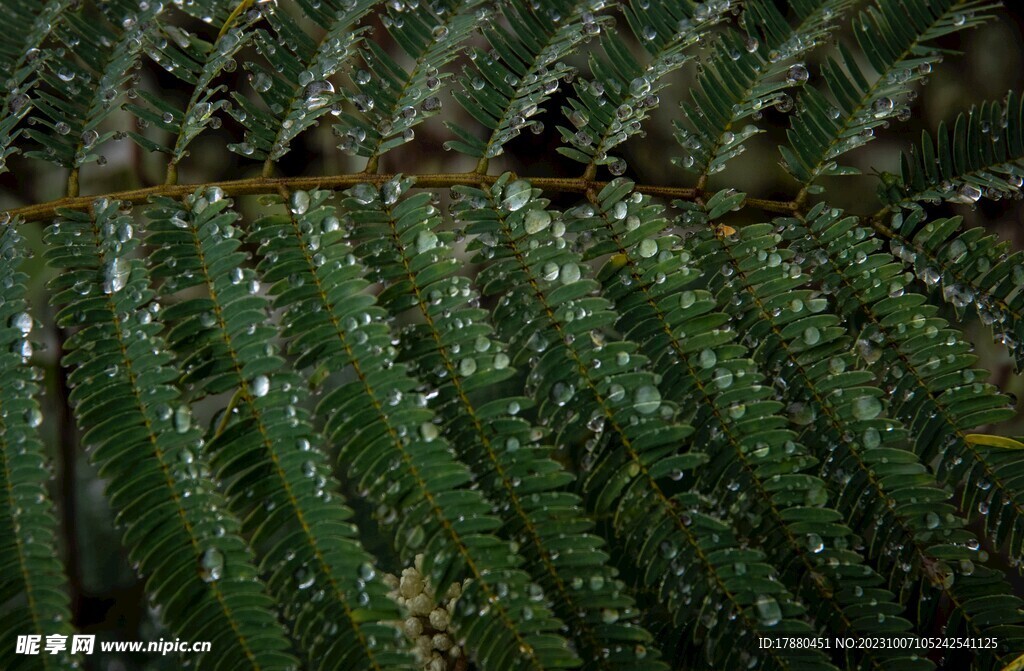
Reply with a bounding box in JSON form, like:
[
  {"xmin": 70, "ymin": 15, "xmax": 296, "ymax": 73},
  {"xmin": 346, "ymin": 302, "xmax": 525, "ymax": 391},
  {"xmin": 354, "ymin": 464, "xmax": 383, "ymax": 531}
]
[
  {"xmin": 428, "ymin": 607, "xmax": 449, "ymax": 631},
  {"xmin": 403, "ymin": 617, "xmax": 422, "ymax": 638},
  {"xmin": 432, "ymin": 633, "xmax": 452, "ymax": 652},
  {"xmin": 408, "ymin": 593, "xmax": 433, "ymax": 616}
]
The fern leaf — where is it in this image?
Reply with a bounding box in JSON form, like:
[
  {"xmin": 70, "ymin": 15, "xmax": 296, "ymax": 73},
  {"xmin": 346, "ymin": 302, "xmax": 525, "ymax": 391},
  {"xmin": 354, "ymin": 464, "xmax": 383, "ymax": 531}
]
[
  {"xmin": 782, "ymin": 0, "xmax": 996, "ymax": 188},
  {"xmin": 575, "ymin": 182, "xmax": 921, "ymax": 669},
  {"xmin": 0, "ymin": 225, "xmax": 76, "ymax": 671},
  {"xmin": 881, "ymin": 91, "xmax": 1024, "ymax": 207},
  {"xmin": 887, "ymin": 209, "xmax": 1024, "ymax": 370},
  {"xmin": 24, "ymin": 0, "xmax": 167, "ymax": 172},
  {"xmin": 446, "ymin": 0, "xmax": 610, "ymax": 163},
  {"xmin": 45, "ymin": 200, "xmax": 298, "ymax": 670},
  {"xmin": 0, "ymin": 0, "xmax": 75, "ymax": 174},
  {"xmin": 675, "ymin": 0, "xmax": 852, "ymax": 180},
  {"xmin": 245, "ymin": 186, "xmax": 579, "ymax": 671},
  {"xmin": 230, "ymin": 0, "xmax": 375, "ymax": 168},
  {"xmin": 557, "ymin": 0, "xmax": 710, "ymax": 176},
  {"xmin": 146, "ymin": 189, "xmax": 410, "ymax": 671},
  {"xmin": 785, "ymin": 204, "xmax": 1024, "ymax": 664},
  {"xmin": 334, "ymin": 0, "xmax": 485, "ymax": 166},
  {"xmin": 127, "ymin": 0, "xmax": 263, "ymax": 175},
  {"xmin": 458, "ymin": 175, "xmax": 835, "ymax": 670},
  {"xmin": 341, "ymin": 175, "xmax": 667, "ymax": 671}
]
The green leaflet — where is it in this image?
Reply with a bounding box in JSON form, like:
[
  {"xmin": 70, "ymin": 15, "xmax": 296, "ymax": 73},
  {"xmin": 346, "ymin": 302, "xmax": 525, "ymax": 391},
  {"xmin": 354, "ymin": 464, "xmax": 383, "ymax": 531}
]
[
  {"xmin": 576, "ymin": 182, "xmax": 917, "ymax": 670},
  {"xmin": 146, "ymin": 189, "xmax": 410, "ymax": 671},
  {"xmin": 782, "ymin": 0, "xmax": 997, "ymax": 188},
  {"xmin": 786, "ymin": 203, "xmax": 1024, "ymax": 665},
  {"xmin": 461, "ymin": 175, "xmax": 834, "ymax": 670},
  {"xmin": 0, "ymin": 226, "xmax": 76, "ymax": 671},
  {"xmin": 447, "ymin": 0, "xmax": 609, "ymax": 162},
  {"xmin": 44, "ymin": 200, "xmax": 298, "ymax": 671},
  {"xmin": 343, "ymin": 175, "xmax": 666, "ymax": 671},
  {"xmin": 882, "ymin": 92, "xmax": 1024, "ymax": 207},
  {"xmin": 245, "ymin": 186, "xmax": 580, "ymax": 671},
  {"xmin": 675, "ymin": 0, "xmax": 853, "ymax": 179}
]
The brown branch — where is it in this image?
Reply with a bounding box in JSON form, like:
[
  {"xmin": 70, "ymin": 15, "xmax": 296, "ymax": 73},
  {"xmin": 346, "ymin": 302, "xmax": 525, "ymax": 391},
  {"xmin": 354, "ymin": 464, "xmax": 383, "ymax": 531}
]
[{"xmin": 5, "ymin": 172, "xmax": 798, "ymax": 223}]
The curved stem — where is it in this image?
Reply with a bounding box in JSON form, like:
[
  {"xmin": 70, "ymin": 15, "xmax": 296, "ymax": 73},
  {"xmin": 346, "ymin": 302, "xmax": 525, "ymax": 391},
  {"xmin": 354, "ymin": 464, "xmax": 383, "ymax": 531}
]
[{"xmin": 7, "ymin": 171, "xmax": 799, "ymax": 222}]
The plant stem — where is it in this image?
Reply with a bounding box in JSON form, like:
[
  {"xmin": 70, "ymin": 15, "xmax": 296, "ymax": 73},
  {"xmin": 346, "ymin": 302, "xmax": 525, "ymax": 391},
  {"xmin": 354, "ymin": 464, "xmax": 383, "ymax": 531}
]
[{"xmin": 6, "ymin": 172, "xmax": 799, "ymax": 222}]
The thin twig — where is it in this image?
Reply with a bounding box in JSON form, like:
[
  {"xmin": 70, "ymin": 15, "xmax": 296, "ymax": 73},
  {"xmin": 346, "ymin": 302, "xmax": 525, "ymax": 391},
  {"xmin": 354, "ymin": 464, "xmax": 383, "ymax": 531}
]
[{"xmin": 4, "ymin": 172, "xmax": 799, "ymax": 223}]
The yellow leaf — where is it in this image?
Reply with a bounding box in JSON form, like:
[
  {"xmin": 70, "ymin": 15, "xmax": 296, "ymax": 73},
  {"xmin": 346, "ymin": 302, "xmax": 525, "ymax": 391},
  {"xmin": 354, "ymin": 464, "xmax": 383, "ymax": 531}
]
[
  {"xmin": 218, "ymin": 0, "xmax": 255, "ymax": 41},
  {"xmin": 964, "ymin": 433, "xmax": 1024, "ymax": 450},
  {"xmin": 1002, "ymin": 651, "xmax": 1024, "ymax": 671}
]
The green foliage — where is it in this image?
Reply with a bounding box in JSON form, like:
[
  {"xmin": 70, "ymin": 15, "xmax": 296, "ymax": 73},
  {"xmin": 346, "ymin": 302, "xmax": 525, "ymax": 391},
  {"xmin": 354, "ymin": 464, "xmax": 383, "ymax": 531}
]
[{"xmin": 3, "ymin": 0, "xmax": 1024, "ymax": 670}]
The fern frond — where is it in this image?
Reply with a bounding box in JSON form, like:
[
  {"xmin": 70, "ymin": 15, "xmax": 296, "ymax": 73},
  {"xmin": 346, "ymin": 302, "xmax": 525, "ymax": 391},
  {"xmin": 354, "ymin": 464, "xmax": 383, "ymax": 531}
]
[
  {"xmin": 789, "ymin": 206, "xmax": 1024, "ymax": 552},
  {"xmin": 575, "ymin": 182, "xmax": 916, "ymax": 670},
  {"xmin": 342, "ymin": 176, "xmax": 666, "ymax": 671},
  {"xmin": 334, "ymin": 0, "xmax": 485, "ymax": 167},
  {"xmin": 458, "ymin": 175, "xmax": 834, "ymax": 670},
  {"xmin": 128, "ymin": 0, "xmax": 262, "ymax": 177},
  {"xmin": 556, "ymin": 0, "xmax": 708, "ymax": 176},
  {"xmin": 0, "ymin": 225, "xmax": 76, "ymax": 671},
  {"xmin": 146, "ymin": 189, "xmax": 410, "ymax": 671},
  {"xmin": 782, "ymin": 0, "xmax": 996, "ymax": 189},
  {"xmin": 446, "ymin": 0, "xmax": 609, "ymax": 164},
  {"xmin": 24, "ymin": 0, "xmax": 166, "ymax": 174},
  {"xmin": 674, "ymin": 0, "xmax": 852, "ymax": 181},
  {"xmin": 246, "ymin": 185, "xmax": 579, "ymax": 671},
  {"xmin": 0, "ymin": 0, "xmax": 75, "ymax": 174},
  {"xmin": 880, "ymin": 91, "xmax": 1024, "ymax": 207},
  {"xmin": 885, "ymin": 210, "xmax": 1024, "ymax": 369},
  {"xmin": 716, "ymin": 211, "xmax": 1024, "ymax": 667},
  {"xmin": 784, "ymin": 204, "xmax": 1024, "ymax": 664},
  {"xmin": 230, "ymin": 0, "xmax": 374, "ymax": 169},
  {"xmin": 45, "ymin": 200, "xmax": 298, "ymax": 670}
]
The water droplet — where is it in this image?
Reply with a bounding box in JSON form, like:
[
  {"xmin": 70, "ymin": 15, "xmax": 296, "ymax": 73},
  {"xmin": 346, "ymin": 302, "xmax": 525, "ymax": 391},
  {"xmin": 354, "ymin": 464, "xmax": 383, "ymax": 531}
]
[
  {"xmin": 786, "ymin": 64, "xmax": 809, "ymax": 84},
  {"xmin": 24, "ymin": 407, "xmax": 43, "ymax": 428},
  {"xmin": 199, "ymin": 548, "xmax": 224, "ymax": 582},
  {"xmin": 806, "ymin": 533, "xmax": 824, "ymax": 553},
  {"xmin": 633, "ymin": 385, "xmax": 661, "ymax": 414},
  {"xmin": 524, "ymin": 209, "xmax": 551, "ymax": 234},
  {"xmin": 698, "ymin": 349, "xmax": 717, "ymax": 369},
  {"xmin": 251, "ymin": 375, "xmax": 270, "ymax": 398},
  {"xmin": 502, "ymin": 180, "xmax": 532, "ymax": 212},
  {"xmin": 755, "ymin": 594, "xmax": 782, "ymax": 626},
  {"xmin": 416, "ymin": 229, "xmax": 438, "ymax": 253},
  {"xmin": 550, "ymin": 381, "xmax": 574, "ymax": 406},
  {"xmin": 173, "ymin": 405, "xmax": 191, "ymax": 433},
  {"xmin": 11, "ymin": 312, "xmax": 32, "ymax": 335},
  {"xmin": 852, "ymin": 396, "xmax": 882, "ymax": 420},
  {"xmin": 103, "ymin": 258, "xmax": 130, "ymax": 294},
  {"xmin": 290, "ymin": 190, "xmax": 310, "ymax": 215}
]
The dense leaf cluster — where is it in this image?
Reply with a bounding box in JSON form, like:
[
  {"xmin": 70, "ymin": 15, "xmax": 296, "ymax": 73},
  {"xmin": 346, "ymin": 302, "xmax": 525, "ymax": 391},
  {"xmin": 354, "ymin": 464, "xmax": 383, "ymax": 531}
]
[{"xmin": 2, "ymin": 0, "xmax": 1024, "ymax": 670}]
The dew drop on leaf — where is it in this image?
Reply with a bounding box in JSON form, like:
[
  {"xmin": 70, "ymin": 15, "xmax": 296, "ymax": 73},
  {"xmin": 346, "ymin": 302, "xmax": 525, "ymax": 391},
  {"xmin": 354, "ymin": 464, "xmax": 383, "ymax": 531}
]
[
  {"xmin": 633, "ymin": 385, "xmax": 661, "ymax": 414},
  {"xmin": 289, "ymin": 190, "xmax": 310, "ymax": 215},
  {"xmin": 852, "ymin": 396, "xmax": 882, "ymax": 420},
  {"xmin": 199, "ymin": 547, "xmax": 224, "ymax": 582},
  {"xmin": 755, "ymin": 595, "xmax": 782, "ymax": 626},
  {"xmin": 173, "ymin": 405, "xmax": 191, "ymax": 433},
  {"xmin": 523, "ymin": 209, "xmax": 551, "ymax": 234},
  {"xmin": 251, "ymin": 375, "xmax": 270, "ymax": 398},
  {"xmin": 502, "ymin": 180, "xmax": 532, "ymax": 212}
]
